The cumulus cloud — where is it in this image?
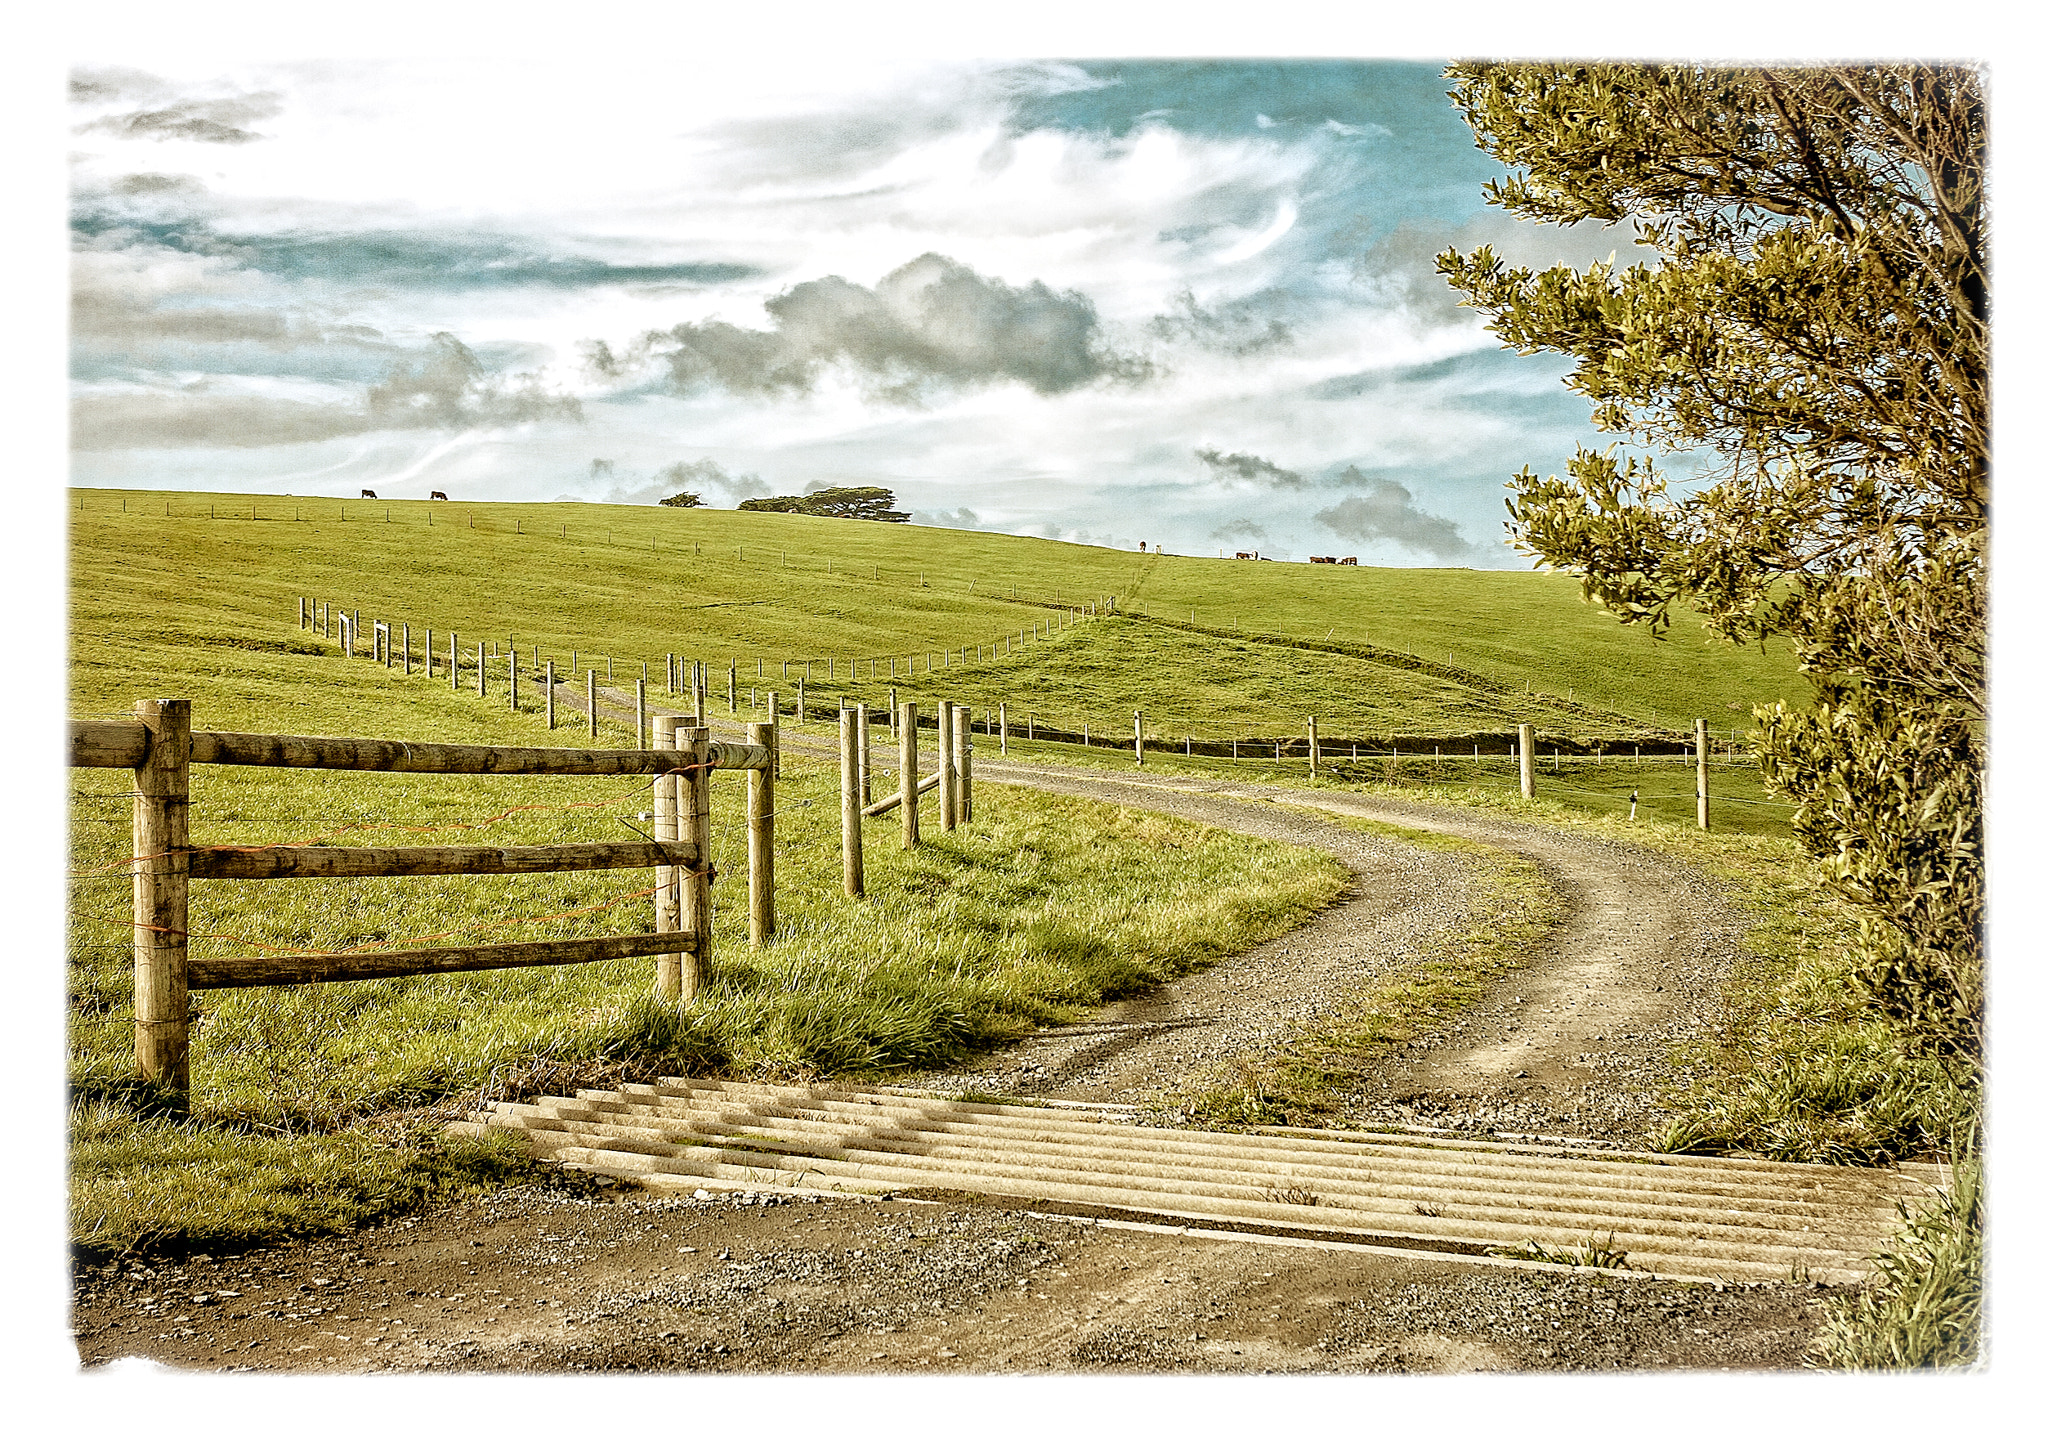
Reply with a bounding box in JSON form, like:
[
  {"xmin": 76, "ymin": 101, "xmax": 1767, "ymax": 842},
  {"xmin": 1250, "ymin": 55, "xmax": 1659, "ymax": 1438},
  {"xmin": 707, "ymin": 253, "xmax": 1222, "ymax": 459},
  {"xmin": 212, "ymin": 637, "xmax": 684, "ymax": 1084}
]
[
  {"xmin": 637, "ymin": 253, "xmax": 1147, "ymax": 404},
  {"xmin": 1148, "ymin": 288, "xmax": 1293, "ymax": 357},
  {"xmin": 921, "ymin": 507, "xmax": 983, "ymax": 530},
  {"xmin": 1195, "ymin": 447, "xmax": 1305, "ymax": 490},
  {"xmin": 1313, "ymin": 469, "xmax": 1475, "ymax": 562},
  {"xmin": 74, "ymin": 333, "xmax": 582, "ymax": 451},
  {"xmin": 81, "ymin": 90, "xmax": 283, "ymax": 145}
]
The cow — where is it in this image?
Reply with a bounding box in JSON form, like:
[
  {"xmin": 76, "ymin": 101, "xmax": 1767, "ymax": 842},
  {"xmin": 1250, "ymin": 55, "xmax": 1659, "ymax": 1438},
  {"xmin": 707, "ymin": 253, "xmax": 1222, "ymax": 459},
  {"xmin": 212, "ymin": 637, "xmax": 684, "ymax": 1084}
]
[
  {"xmin": 361, "ymin": 489, "xmax": 378, "ymax": 499},
  {"xmin": 1310, "ymin": 555, "xmax": 1337, "ymax": 564},
  {"xmin": 1339, "ymin": 556, "xmax": 1358, "ymax": 565},
  {"xmin": 429, "ymin": 491, "xmax": 449, "ymax": 500},
  {"xmin": 1234, "ymin": 551, "xmax": 1258, "ymax": 560}
]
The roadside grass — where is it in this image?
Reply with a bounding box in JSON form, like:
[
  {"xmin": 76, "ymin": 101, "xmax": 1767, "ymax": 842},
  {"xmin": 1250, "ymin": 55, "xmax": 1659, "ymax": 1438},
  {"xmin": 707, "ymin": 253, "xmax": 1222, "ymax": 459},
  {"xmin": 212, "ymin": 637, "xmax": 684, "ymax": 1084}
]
[
  {"xmin": 1810, "ymin": 1135, "xmax": 1982, "ymax": 1369},
  {"xmin": 1183, "ymin": 821, "xmax": 1563, "ymax": 1129},
  {"xmin": 70, "ymin": 488, "xmax": 1802, "ymax": 739}
]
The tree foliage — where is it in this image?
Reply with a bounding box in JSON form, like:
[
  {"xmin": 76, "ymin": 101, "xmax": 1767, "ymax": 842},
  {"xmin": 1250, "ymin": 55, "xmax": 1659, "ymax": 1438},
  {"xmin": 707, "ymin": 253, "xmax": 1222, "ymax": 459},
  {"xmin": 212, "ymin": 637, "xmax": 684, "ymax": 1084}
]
[
  {"xmin": 737, "ymin": 485, "xmax": 910, "ymax": 522},
  {"xmin": 1436, "ymin": 64, "xmax": 1985, "ymax": 1056},
  {"xmin": 657, "ymin": 491, "xmax": 702, "ymax": 508}
]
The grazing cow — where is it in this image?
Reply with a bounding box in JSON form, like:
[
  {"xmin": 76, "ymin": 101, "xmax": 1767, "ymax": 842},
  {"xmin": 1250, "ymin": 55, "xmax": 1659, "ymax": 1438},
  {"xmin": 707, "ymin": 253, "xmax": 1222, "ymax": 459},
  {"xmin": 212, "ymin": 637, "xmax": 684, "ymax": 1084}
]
[
  {"xmin": 1339, "ymin": 556, "xmax": 1358, "ymax": 565},
  {"xmin": 1310, "ymin": 555, "xmax": 1336, "ymax": 564},
  {"xmin": 361, "ymin": 489, "xmax": 378, "ymax": 499},
  {"xmin": 429, "ymin": 490, "xmax": 449, "ymax": 500},
  {"xmin": 1235, "ymin": 550, "xmax": 1258, "ymax": 560}
]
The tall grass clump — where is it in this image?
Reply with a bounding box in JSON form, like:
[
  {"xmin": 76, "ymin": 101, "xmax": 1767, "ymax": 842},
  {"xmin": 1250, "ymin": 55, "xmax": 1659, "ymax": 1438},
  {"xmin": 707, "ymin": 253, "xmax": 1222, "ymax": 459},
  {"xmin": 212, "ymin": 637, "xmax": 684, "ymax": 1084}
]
[{"xmin": 1812, "ymin": 1135, "xmax": 1983, "ymax": 1368}]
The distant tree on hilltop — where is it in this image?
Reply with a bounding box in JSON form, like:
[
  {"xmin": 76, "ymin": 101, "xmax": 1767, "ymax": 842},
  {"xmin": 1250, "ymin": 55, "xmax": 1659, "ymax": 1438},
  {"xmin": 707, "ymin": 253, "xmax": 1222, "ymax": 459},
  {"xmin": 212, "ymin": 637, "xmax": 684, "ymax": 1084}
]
[
  {"xmin": 658, "ymin": 492, "xmax": 702, "ymax": 507},
  {"xmin": 738, "ymin": 485, "xmax": 909, "ymax": 522}
]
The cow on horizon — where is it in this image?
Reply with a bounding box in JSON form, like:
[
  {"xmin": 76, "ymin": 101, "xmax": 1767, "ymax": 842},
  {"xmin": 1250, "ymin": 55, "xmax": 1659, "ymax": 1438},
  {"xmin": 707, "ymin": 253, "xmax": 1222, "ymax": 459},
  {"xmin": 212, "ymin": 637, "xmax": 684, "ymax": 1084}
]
[
  {"xmin": 430, "ymin": 490, "xmax": 449, "ymax": 500},
  {"xmin": 361, "ymin": 489, "xmax": 378, "ymax": 499}
]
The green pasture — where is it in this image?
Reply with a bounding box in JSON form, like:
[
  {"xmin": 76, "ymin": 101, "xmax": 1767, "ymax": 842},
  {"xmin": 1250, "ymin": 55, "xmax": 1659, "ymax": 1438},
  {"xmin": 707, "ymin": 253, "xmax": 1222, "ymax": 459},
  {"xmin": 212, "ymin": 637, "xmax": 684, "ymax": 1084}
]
[{"xmin": 70, "ymin": 488, "xmax": 1802, "ymax": 742}]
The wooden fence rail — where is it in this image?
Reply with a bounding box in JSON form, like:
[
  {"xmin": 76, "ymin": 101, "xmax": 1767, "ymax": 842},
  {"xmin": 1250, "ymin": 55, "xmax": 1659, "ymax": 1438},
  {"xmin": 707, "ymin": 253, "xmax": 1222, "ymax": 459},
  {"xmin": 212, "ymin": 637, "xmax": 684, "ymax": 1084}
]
[{"xmin": 75, "ymin": 699, "xmax": 777, "ymax": 1097}]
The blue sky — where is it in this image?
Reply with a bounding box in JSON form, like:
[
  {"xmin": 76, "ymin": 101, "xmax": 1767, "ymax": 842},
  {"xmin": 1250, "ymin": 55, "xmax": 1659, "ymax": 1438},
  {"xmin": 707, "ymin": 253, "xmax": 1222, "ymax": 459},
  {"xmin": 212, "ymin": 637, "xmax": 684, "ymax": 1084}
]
[{"xmin": 64, "ymin": 53, "xmax": 1665, "ymax": 567}]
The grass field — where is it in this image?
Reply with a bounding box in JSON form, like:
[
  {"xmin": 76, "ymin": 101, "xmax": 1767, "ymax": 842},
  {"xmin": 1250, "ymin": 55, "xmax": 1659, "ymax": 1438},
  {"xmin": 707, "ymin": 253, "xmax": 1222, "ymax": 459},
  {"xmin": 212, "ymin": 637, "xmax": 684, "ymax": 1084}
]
[{"xmin": 70, "ymin": 488, "xmax": 1802, "ymax": 745}]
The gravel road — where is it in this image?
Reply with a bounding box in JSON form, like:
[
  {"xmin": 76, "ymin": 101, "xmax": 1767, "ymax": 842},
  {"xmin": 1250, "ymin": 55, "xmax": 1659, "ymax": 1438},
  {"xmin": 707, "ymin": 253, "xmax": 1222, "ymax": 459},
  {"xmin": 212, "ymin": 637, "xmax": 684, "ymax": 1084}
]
[{"xmin": 75, "ymin": 740, "xmax": 1816, "ymax": 1375}]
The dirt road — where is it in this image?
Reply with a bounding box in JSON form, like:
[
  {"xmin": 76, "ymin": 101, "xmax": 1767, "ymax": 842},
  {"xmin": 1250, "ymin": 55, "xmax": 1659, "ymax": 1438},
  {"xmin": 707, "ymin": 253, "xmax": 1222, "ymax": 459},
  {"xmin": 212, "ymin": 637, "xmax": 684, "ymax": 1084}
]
[{"xmin": 76, "ymin": 745, "xmax": 1820, "ymax": 1375}]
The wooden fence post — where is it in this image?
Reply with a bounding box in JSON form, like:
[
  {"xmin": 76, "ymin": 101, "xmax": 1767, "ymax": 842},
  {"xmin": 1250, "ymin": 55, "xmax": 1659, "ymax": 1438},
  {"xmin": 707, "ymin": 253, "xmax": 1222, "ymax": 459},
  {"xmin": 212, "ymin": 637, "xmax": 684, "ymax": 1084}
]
[
  {"xmin": 766, "ymin": 694, "xmax": 781, "ymax": 775},
  {"xmin": 653, "ymin": 715, "xmax": 683, "ymax": 999},
  {"xmin": 900, "ymin": 702, "xmax": 920, "ymax": 849},
  {"xmin": 1308, "ymin": 716, "xmax": 1319, "ymax": 778},
  {"xmin": 938, "ymin": 700, "xmax": 957, "ymax": 831},
  {"xmin": 425, "ymin": 627, "xmax": 433, "ymax": 679},
  {"xmin": 841, "ymin": 708, "xmax": 864, "ymax": 896},
  {"xmin": 667, "ymin": 653, "xmax": 676, "ymax": 695},
  {"xmin": 1696, "ymin": 718, "xmax": 1711, "ymax": 831},
  {"xmin": 587, "ymin": 668, "xmax": 598, "ymax": 738},
  {"xmin": 1133, "ymin": 710, "xmax": 1144, "ymax": 766},
  {"xmin": 856, "ymin": 703, "xmax": 871, "ymax": 805},
  {"xmin": 509, "ymin": 647, "xmax": 519, "ymax": 710},
  {"xmin": 478, "ymin": 642, "xmax": 487, "ymax": 697},
  {"xmin": 677, "ymin": 725, "xmax": 712, "ymax": 999},
  {"xmin": 796, "ymin": 678, "xmax": 806, "ymax": 726},
  {"xmin": 636, "ymin": 679, "xmax": 647, "ymax": 749},
  {"xmin": 955, "ymin": 704, "xmax": 972, "ymax": 823},
  {"xmin": 298, "ymin": 596, "xmax": 306, "ymax": 629},
  {"xmin": 728, "ymin": 663, "xmax": 737, "ymax": 715},
  {"xmin": 750, "ymin": 721, "xmax": 777, "ymax": 944},
  {"xmin": 1519, "ymin": 722, "xmax": 1535, "ymax": 799},
  {"xmin": 546, "ymin": 660, "xmax": 556, "ymax": 728},
  {"xmin": 132, "ymin": 698, "xmax": 191, "ymax": 1094},
  {"xmin": 889, "ymin": 687, "xmax": 899, "ymax": 738},
  {"xmin": 403, "ymin": 624, "xmax": 411, "ymax": 677},
  {"xmin": 450, "ymin": 631, "xmax": 459, "ymax": 690},
  {"xmin": 999, "ymin": 700, "xmax": 1008, "ymax": 756}
]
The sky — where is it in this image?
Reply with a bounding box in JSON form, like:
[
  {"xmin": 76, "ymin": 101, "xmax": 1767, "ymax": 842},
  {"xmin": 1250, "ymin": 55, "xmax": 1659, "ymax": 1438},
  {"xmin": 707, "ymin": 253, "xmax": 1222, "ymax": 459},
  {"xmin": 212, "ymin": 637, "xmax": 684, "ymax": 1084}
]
[{"xmin": 62, "ymin": 54, "xmax": 1670, "ymax": 568}]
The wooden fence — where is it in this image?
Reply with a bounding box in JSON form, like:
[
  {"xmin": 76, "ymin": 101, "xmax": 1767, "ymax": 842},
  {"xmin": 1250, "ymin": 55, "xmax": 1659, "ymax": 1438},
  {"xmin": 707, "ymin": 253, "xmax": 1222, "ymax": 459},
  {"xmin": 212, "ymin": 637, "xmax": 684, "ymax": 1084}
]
[{"xmin": 70, "ymin": 699, "xmax": 778, "ymax": 1096}]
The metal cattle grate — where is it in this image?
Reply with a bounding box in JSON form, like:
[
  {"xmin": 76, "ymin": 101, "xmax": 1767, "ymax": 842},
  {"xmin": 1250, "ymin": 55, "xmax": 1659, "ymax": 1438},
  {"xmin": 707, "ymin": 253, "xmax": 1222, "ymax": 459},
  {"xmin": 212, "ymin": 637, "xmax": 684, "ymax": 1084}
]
[{"xmin": 451, "ymin": 1077, "xmax": 1941, "ymax": 1284}]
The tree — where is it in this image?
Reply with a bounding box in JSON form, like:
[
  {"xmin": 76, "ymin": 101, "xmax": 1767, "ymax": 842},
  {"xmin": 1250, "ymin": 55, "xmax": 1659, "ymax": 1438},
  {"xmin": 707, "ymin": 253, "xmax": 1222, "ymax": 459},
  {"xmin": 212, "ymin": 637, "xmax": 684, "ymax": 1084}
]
[
  {"xmin": 737, "ymin": 485, "xmax": 910, "ymax": 522},
  {"xmin": 1435, "ymin": 64, "xmax": 1984, "ymax": 1055},
  {"xmin": 658, "ymin": 492, "xmax": 702, "ymax": 508}
]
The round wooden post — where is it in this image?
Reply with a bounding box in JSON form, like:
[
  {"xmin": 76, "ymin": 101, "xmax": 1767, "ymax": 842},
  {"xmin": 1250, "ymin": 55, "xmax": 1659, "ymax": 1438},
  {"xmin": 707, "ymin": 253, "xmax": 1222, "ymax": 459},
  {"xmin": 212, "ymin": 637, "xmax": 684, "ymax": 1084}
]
[
  {"xmin": 1696, "ymin": 718, "xmax": 1711, "ymax": 831},
  {"xmin": 749, "ymin": 721, "xmax": 777, "ymax": 945},
  {"xmin": 728, "ymin": 663, "xmax": 737, "ymax": 714},
  {"xmin": 1133, "ymin": 710, "xmax": 1144, "ymax": 766},
  {"xmin": 841, "ymin": 708, "xmax": 864, "ymax": 896},
  {"xmin": 425, "ymin": 627, "xmax": 433, "ymax": 679},
  {"xmin": 509, "ymin": 646, "xmax": 519, "ymax": 710},
  {"xmin": 1519, "ymin": 722, "xmax": 1535, "ymax": 799},
  {"xmin": 938, "ymin": 700, "xmax": 957, "ymax": 831},
  {"xmin": 653, "ymin": 715, "xmax": 683, "ymax": 999},
  {"xmin": 856, "ymin": 702, "xmax": 871, "ymax": 805},
  {"xmin": 477, "ymin": 641, "xmax": 487, "ymax": 697},
  {"xmin": 955, "ymin": 704, "xmax": 972, "ymax": 823},
  {"xmin": 546, "ymin": 659, "xmax": 556, "ymax": 728},
  {"xmin": 403, "ymin": 623, "xmax": 411, "ymax": 677},
  {"xmin": 796, "ymin": 678, "xmax": 806, "ymax": 727},
  {"xmin": 999, "ymin": 700, "xmax": 1008, "ymax": 756},
  {"xmin": 636, "ymin": 678, "xmax": 647, "ymax": 750},
  {"xmin": 450, "ymin": 630, "xmax": 459, "ymax": 690},
  {"xmin": 1308, "ymin": 716, "xmax": 1319, "ymax": 777},
  {"xmin": 587, "ymin": 667, "xmax": 598, "ymax": 738},
  {"xmin": 900, "ymin": 702, "xmax": 920, "ymax": 848},
  {"xmin": 679, "ymin": 725, "xmax": 712, "ymax": 999},
  {"xmin": 132, "ymin": 698, "xmax": 191, "ymax": 1094}
]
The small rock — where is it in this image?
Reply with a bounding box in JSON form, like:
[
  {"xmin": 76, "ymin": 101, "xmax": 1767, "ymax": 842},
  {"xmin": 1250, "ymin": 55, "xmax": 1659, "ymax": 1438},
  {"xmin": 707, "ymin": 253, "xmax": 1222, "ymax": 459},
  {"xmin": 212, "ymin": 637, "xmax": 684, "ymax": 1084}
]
[{"xmin": 694, "ymin": 1189, "xmax": 712, "ymax": 1201}]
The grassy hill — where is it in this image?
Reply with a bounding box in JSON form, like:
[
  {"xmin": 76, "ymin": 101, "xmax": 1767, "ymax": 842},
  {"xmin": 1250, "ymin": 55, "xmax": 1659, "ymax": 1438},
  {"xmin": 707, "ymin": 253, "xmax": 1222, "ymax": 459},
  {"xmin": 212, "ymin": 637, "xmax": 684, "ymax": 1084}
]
[{"xmin": 70, "ymin": 488, "xmax": 1803, "ymax": 747}]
